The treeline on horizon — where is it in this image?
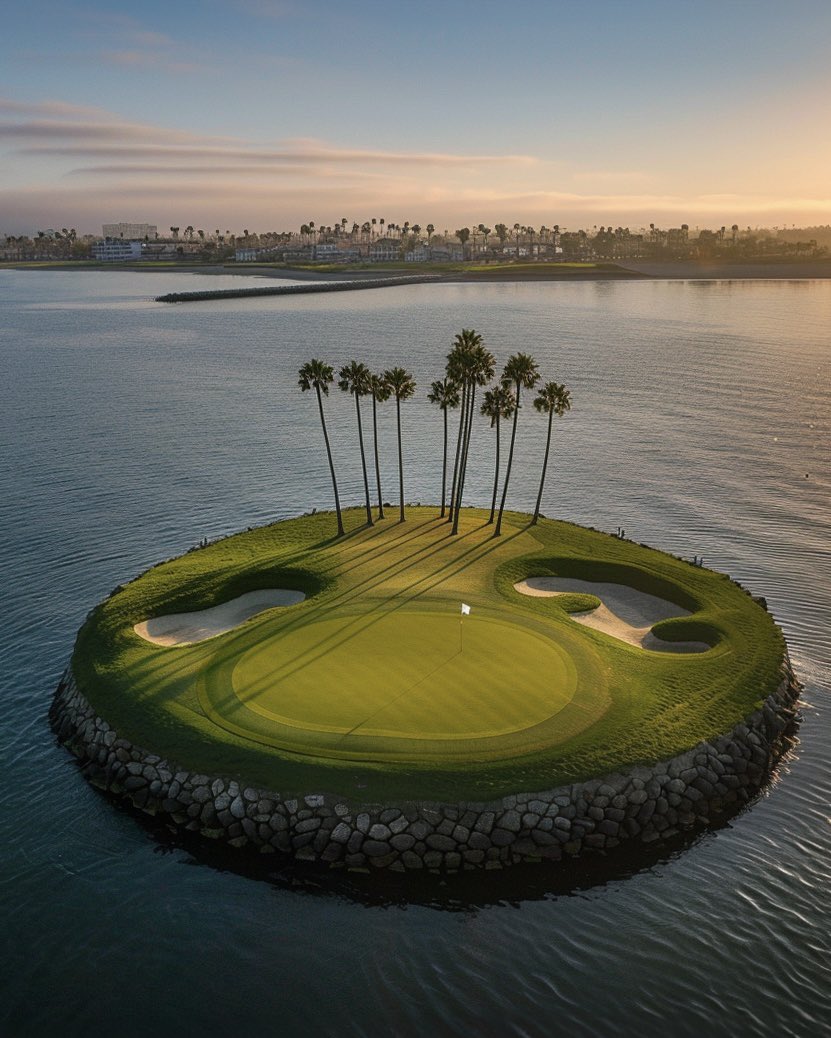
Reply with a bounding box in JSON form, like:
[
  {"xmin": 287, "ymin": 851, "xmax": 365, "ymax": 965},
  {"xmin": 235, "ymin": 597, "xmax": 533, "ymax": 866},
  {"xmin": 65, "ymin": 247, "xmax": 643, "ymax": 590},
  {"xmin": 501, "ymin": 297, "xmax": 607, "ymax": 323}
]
[
  {"xmin": 4, "ymin": 221, "xmax": 831, "ymax": 262},
  {"xmin": 298, "ymin": 331, "xmax": 572, "ymax": 539}
]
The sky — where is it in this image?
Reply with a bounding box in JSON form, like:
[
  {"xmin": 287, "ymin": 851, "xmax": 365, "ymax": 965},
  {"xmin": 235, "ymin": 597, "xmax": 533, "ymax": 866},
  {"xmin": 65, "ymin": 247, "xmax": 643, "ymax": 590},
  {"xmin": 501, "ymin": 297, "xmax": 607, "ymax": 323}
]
[{"xmin": 2, "ymin": 0, "xmax": 831, "ymax": 235}]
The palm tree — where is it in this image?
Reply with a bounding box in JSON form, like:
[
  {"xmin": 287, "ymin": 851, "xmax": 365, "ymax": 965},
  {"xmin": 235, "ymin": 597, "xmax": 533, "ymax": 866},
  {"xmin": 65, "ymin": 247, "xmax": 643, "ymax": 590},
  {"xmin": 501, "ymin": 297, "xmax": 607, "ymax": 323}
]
[
  {"xmin": 480, "ymin": 385, "xmax": 516, "ymax": 523},
  {"xmin": 338, "ymin": 361, "xmax": 374, "ymax": 526},
  {"xmin": 382, "ymin": 367, "xmax": 416, "ymax": 522},
  {"xmin": 445, "ymin": 329, "xmax": 483, "ymax": 524},
  {"xmin": 494, "ymin": 353, "xmax": 540, "ymax": 536},
  {"xmin": 427, "ymin": 378, "xmax": 461, "ymax": 517},
  {"xmin": 455, "ymin": 227, "xmax": 471, "ymax": 259},
  {"xmin": 451, "ymin": 340, "xmax": 495, "ymax": 534},
  {"xmin": 531, "ymin": 381, "xmax": 572, "ymax": 524},
  {"xmin": 369, "ymin": 373, "xmax": 390, "ymax": 519},
  {"xmin": 298, "ymin": 360, "xmax": 344, "ymax": 536}
]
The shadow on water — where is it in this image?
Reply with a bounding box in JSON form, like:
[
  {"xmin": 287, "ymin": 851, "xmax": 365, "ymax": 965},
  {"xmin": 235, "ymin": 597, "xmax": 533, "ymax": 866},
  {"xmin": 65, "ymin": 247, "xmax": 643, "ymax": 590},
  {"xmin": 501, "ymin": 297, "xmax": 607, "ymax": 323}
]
[{"xmin": 73, "ymin": 721, "xmax": 801, "ymax": 914}]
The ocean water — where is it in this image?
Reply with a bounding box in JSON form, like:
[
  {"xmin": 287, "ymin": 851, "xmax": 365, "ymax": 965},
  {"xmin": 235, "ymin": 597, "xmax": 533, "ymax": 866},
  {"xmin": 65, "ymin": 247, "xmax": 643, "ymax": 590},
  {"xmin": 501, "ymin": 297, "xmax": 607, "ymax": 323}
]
[{"xmin": 0, "ymin": 269, "xmax": 829, "ymax": 1037}]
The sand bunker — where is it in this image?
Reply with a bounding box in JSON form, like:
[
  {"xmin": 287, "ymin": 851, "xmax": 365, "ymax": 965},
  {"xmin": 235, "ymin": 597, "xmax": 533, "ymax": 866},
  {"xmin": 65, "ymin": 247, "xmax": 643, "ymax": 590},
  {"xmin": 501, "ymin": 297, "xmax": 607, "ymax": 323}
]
[
  {"xmin": 134, "ymin": 589, "xmax": 305, "ymax": 646},
  {"xmin": 514, "ymin": 577, "xmax": 710, "ymax": 653}
]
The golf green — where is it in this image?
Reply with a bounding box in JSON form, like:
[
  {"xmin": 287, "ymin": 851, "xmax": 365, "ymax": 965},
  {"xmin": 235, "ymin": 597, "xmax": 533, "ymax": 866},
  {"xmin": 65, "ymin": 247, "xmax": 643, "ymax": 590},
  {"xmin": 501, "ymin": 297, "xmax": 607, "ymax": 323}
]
[{"xmin": 228, "ymin": 607, "xmax": 578, "ymax": 737}]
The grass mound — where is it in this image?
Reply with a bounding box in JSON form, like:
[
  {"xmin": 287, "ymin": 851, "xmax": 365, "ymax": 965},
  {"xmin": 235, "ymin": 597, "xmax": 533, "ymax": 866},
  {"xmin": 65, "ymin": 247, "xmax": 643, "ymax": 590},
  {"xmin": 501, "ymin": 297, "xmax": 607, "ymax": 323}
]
[{"xmin": 71, "ymin": 508, "xmax": 784, "ymax": 800}]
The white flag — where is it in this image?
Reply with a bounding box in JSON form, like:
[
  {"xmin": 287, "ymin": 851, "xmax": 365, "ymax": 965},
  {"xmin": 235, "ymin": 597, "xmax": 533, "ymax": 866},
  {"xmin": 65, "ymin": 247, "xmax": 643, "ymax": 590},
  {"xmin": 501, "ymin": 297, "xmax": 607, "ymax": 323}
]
[{"xmin": 461, "ymin": 603, "xmax": 471, "ymax": 615}]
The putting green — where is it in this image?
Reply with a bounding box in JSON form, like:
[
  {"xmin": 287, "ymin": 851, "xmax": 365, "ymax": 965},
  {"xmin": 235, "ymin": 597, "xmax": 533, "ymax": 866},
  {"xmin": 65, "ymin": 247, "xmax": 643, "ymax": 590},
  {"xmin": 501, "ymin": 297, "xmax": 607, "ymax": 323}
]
[
  {"xmin": 234, "ymin": 610, "xmax": 577, "ymax": 737},
  {"xmin": 199, "ymin": 604, "xmax": 602, "ymax": 762}
]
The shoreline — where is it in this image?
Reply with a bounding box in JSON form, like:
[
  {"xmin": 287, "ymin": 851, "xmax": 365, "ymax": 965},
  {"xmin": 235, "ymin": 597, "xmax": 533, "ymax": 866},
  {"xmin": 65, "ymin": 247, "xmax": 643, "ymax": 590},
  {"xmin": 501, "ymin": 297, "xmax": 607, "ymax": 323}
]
[{"xmin": 5, "ymin": 259, "xmax": 831, "ymax": 283}]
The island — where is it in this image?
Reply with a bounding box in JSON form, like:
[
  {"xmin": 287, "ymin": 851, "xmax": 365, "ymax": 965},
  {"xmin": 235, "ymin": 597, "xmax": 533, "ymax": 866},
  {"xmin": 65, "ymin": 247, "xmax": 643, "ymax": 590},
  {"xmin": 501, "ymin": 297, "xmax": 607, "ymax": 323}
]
[{"xmin": 51, "ymin": 507, "xmax": 800, "ymax": 873}]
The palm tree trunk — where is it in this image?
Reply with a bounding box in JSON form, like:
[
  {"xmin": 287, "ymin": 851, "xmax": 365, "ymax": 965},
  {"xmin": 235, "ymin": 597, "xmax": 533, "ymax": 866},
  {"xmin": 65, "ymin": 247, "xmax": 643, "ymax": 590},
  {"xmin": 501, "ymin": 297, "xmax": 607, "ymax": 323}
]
[
  {"xmin": 316, "ymin": 385, "xmax": 344, "ymax": 536},
  {"xmin": 396, "ymin": 394, "xmax": 405, "ymax": 522},
  {"xmin": 439, "ymin": 407, "xmax": 448, "ymax": 518},
  {"xmin": 488, "ymin": 416, "xmax": 500, "ymax": 523},
  {"xmin": 452, "ymin": 382, "xmax": 476, "ymax": 534},
  {"xmin": 372, "ymin": 394, "xmax": 384, "ymax": 519},
  {"xmin": 355, "ymin": 395, "xmax": 373, "ymax": 526},
  {"xmin": 446, "ymin": 381, "xmax": 467, "ymax": 523},
  {"xmin": 532, "ymin": 408, "xmax": 554, "ymax": 525},
  {"xmin": 494, "ymin": 383, "xmax": 521, "ymax": 537}
]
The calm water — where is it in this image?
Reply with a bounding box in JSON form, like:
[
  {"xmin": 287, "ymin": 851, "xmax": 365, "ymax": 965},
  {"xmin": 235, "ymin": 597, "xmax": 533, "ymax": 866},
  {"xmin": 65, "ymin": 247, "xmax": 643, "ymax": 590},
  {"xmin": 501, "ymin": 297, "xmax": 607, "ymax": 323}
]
[{"xmin": 1, "ymin": 270, "xmax": 829, "ymax": 1037}]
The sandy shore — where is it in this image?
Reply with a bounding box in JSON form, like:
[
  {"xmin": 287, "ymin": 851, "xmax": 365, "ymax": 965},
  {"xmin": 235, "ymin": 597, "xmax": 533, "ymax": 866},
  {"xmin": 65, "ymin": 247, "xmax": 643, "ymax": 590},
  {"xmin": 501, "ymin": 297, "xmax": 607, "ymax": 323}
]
[
  {"xmin": 514, "ymin": 577, "xmax": 710, "ymax": 653},
  {"xmin": 134, "ymin": 588, "xmax": 305, "ymax": 646}
]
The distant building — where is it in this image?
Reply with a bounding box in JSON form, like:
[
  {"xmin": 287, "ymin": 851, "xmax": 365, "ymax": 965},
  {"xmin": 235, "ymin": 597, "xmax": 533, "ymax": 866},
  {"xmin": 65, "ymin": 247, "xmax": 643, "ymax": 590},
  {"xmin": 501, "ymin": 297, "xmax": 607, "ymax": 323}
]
[
  {"xmin": 282, "ymin": 246, "xmax": 314, "ymax": 262},
  {"xmin": 312, "ymin": 243, "xmax": 361, "ymax": 262},
  {"xmin": 369, "ymin": 238, "xmax": 402, "ymax": 262},
  {"xmin": 102, "ymin": 222, "xmax": 157, "ymax": 240},
  {"xmin": 92, "ymin": 240, "xmax": 142, "ymax": 262},
  {"xmin": 235, "ymin": 246, "xmax": 283, "ymax": 262}
]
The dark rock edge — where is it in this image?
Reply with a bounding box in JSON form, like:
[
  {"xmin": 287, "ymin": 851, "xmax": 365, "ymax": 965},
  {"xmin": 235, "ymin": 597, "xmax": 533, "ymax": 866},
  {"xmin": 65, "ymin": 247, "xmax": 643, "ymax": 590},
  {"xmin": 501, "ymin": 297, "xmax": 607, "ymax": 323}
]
[{"xmin": 50, "ymin": 656, "xmax": 801, "ymax": 874}]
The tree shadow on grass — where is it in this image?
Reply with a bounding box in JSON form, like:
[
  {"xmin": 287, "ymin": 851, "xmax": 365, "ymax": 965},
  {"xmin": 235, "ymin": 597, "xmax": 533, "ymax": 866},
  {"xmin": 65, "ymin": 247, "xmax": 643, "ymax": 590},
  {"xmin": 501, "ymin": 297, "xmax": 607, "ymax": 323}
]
[{"xmin": 224, "ymin": 526, "xmax": 524, "ymax": 707}]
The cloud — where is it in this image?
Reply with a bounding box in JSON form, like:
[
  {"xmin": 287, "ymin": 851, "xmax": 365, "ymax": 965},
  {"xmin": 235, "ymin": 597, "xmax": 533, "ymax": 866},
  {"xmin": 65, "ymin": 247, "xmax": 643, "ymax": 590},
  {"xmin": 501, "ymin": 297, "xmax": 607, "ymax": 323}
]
[
  {"xmin": 2, "ymin": 104, "xmax": 534, "ymax": 171},
  {"xmin": 19, "ymin": 142, "xmax": 536, "ymax": 169},
  {"xmin": 0, "ymin": 111, "xmax": 236, "ymax": 146},
  {"xmin": 4, "ymin": 95, "xmax": 830, "ymax": 234},
  {"xmin": 66, "ymin": 163, "xmax": 320, "ymax": 178}
]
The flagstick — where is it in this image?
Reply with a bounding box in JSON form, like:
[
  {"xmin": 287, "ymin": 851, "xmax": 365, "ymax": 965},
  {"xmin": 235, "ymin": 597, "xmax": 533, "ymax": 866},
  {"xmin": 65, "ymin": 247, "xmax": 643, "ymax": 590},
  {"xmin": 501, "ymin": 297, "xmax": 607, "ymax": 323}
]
[{"xmin": 459, "ymin": 615, "xmax": 463, "ymax": 653}]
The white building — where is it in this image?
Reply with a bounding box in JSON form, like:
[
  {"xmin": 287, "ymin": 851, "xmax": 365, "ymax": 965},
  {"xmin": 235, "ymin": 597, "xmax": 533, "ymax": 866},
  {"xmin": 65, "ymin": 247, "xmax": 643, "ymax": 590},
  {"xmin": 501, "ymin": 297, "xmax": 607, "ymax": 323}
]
[
  {"xmin": 102, "ymin": 222, "xmax": 157, "ymax": 240},
  {"xmin": 369, "ymin": 238, "xmax": 402, "ymax": 262},
  {"xmin": 92, "ymin": 240, "xmax": 142, "ymax": 262}
]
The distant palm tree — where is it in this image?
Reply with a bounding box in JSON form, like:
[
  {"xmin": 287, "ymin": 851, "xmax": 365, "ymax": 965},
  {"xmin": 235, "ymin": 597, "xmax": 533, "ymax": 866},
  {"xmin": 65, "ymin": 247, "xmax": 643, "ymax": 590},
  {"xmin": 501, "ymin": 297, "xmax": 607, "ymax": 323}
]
[
  {"xmin": 298, "ymin": 359, "xmax": 344, "ymax": 536},
  {"xmin": 382, "ymin": 367, "xmax": 416, "ymax": 522},
  {"xmin": 369, "ymin": 373, "xmax": 390, "ymax": 519},
  {"xmin": 455, "ymin": 227, "xmax": 471, "ymax": 259},
  {"xmin": 427, "ymin": 377, "xmax": 461, "ymax": 517},
  {"xmin": 338, "ymin": 361, "xmax": 374, "ymax": 526},
  {"xmin": 480, "ymin": 385, "xmax": 516, "ymax": 523},
  {"xmin": 494, "ymin": 353, "xmax": 540, "ymax": 536},
  {"xmin": 531, "ymin": 381, "xmax": 572, "ymax": 524}
]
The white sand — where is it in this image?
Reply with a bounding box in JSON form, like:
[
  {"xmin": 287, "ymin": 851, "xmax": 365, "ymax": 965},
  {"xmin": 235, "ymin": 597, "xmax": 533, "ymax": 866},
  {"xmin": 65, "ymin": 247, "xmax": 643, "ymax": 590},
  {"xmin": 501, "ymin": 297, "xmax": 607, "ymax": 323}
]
[
  {"xmin": 514, "ymin": 577, "xmax": 710, "ymax": 653},
  {"xmin": 134, "ymin": 588, "xmax": 306, "ymax": 646}
]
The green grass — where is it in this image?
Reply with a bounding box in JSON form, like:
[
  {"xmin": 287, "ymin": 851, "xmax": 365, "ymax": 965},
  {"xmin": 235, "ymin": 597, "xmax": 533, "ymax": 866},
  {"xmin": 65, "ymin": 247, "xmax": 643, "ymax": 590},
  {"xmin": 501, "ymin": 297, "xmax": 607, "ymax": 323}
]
[{"xmin": 71, "ymin": 507, "xmax": 784, "ymax": 800}]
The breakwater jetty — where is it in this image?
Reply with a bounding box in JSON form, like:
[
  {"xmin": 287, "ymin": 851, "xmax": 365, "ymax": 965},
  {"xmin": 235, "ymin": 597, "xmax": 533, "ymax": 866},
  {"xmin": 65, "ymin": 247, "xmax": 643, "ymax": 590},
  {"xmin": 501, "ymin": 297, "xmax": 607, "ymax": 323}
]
[{"xmin": 155, "ymin": 274, "xmax": 442, "ymax": 303}]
